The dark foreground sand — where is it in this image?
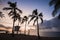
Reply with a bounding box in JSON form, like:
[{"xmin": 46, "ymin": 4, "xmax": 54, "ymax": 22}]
[{"xmin": 0, "ymin": 33, "xmax": 60, "ymax": 40}]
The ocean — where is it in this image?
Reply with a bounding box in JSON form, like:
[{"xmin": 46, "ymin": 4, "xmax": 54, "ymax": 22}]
[
  {"xmin": 29, "ymin": 30, "xmax": 60, "ymax": 37},
  {"xmin": 39, "ymin": 31, "xmax": 60, "ymax": 37}
]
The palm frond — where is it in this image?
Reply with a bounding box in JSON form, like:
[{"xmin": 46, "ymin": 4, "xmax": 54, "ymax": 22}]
[
  {"xmin": 24, "ymin": 16, "xmax": 28, "ymax": 21},
  {"xmin": 58, "ymin": 14, "xmax": 60, "ymax": 19},
  {"xmin": 21, "ymin": 16, "xmax": 28, "ymax": 24},
  {"xmin": 8, "ymin": 1, "xmax": 17, "ymax": 8},
  {"xmin": 40, "ymin": 18, "xmax": 43, "ymax": 24},
  {"xmin": 3, "ymin": 7, "xmax": 12, "ymax": 10},
  {"xmin": 54, "ymin": 0, "xmax": 60, "ymax": 12},
  {"xmin": 12, "ymin": 15, "xmax": 17, "ymax": 21},
  {"xmin": 49, "ymin": 0, "xmax": 57, "ymax": 6},
  {"xmin": 52, "ymin": 9, "xmax": 57, "ymax": 16},
  {"xmin": 17, "ymin": 14, "xmax": 21, "ymax": 22},
  {"xmin": 12, "ymin": 15, "xmax": 15, "ymax": 19},
  {"xmin": 16, "ymin": 8, "xmax": 22, "ymax": 13},
  {"xmin": 14, "ymin": 18, "xmax": 17, "ymax": 22},
  {"xmin": 52, "ymin": 1, "xmax": 60, "ymax": 16},
  {"xmin": 32, "ymin": 9, "xmax": 38, "ymax": 15},
  {"xmin": 8, "ymin": 11, "xmax": 13, "ymax": 17},
  {"xmin": 18, "ymin": 17, "xmax": 21, "ymax": 22},
  {"xmin": 8, "ymin": 1, "xmax": 11, "ymax": 4},
  {"xmin": 49, "ymin": 0, "xmax": 60, "ymax": 16},
  {"xmin": 28, "ymin": 16, "xmax": 35, "ymax": 24},
  {"xmin": 33, "ymin": 17, "xmax": 38, "ymax": 25},
  {"xmin": 21, "ymin": 19, "xmax": 24, "ymax": 24},
  {"xmin": 28, "ymin": 15, "xmax": 33, "ymax": 17},
  {"xmin": 0, "ymin": 12, "xmax": 4, "ymax": 18},
  {"xmin": 39, "ymin": 12, "xmax": 43, "ymax": 17}
]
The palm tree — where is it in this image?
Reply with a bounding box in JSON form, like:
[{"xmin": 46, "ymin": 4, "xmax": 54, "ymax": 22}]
[
  {"xmin": 3, "ymin": 1, "xmax": 22, "ymax": 34},
  {"xmin": 21, "ymin": 16, "xmax": 28, "ymax": 34},
  {"xmin": 49, "ymin": 0, "xmax": 60, "ymax": 18},
  {"xmin": 28, "ymin": 9, "xmax": 43, "ymax": 39}
]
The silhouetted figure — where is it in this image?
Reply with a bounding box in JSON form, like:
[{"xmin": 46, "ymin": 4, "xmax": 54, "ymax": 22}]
[
  {"xmin": 49, "ymin": 0, "xmax": 60, "ymax": 17},
  {"xmin": 21, "ymin": 16, "xmax": 28, "ymax": 34},
  {"xmin": 15, "ymin": 26, "xmax": 20, "ymax": 34},
  {"xmin": 3, "ymin": 1, "xmax": 22, "ymax": 35},
  {"xmin": 28, "ymin": 9, "xmax": 43, "ymax": 40}
]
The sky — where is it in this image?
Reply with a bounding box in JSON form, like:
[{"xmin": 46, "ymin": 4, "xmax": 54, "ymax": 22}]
[
  {"xmin": 0, "ymin": 0, "xmax": 54, "ymax": 19},
  {"xmin": 0, "ymin": 0, "xmax": 54, "ymax": 27},
  {"xmin": 0, "ymin": 0, "xmax": 60, "ymax": 37}
]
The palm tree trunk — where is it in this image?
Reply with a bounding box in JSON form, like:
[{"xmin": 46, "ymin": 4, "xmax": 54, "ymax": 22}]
[
  {"xmin": 37, "ymin": 18, "xmax": 40, "ymax": 39},
  {"xmin": 12, "ymin": 19, "xmax": 15, "ymax": 34},
  {"xmin": 24, "ymin": 21, "xmax": 26, "ymax": 34},
  {"xmin": 28, "ymin": 29, "xmax": 30, "ymax": 35},
  {"xmin": 17, "ymin": 21, "xmax": 20, "ymax": 34}
]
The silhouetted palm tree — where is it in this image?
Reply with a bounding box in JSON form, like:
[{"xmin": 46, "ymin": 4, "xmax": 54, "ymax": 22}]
[
  {"xmin": 28, "ymin": 9, "xmax": 43, "ymax": 39},
  {"xmin": 3, "ymin": 1, "xmax": 22, "ymax": 34},
  {"xmin": 21, "ymin": 16, "xmax": 28, "ymax": 34},
  {"xmin": 0, "ymin": 11, "xmax": 4, "ymax": 18},
  {"xmin": 49, "ymin": 0, "xmax": 60, "ymax": 18}
]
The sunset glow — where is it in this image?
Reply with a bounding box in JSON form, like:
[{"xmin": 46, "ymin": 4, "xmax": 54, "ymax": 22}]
[
  {"xmin": 0, "ymin": 0, "xmax": 60, "ymax": 37},
  {"xmin": 0, "ymin": 0, "xmax": 54, "ymax": 34}
]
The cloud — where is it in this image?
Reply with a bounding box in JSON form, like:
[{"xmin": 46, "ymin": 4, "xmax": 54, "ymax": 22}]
[
  {"xmin": 0, "ymin": 24, "xmax": 12, "ymax": 29},
  {"xmin": 39, "ymin": 17, "xmax": 60, "ymax": 31}
]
